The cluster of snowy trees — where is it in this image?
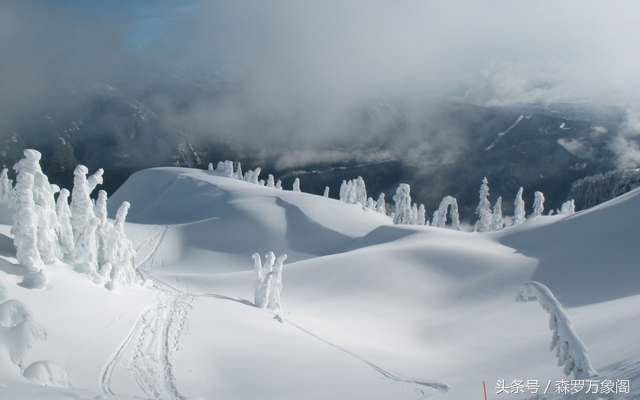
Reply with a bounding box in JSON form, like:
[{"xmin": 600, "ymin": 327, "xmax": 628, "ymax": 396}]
[
  {"xmin": 473, "ymin": 177, "xmax": 576, "ymax": 232},
  {"xmin": 568, "ymin": 168, "xmax": 640, "ymax": 210},
  {"xmin": 517, "ymin": 281, "xmax": 597, "ymax": 379},
  {"xmin": 210, "ymin": 161, "xmax": 293, "ymax": 190},
  {"xmin": 205, "ymin": 161, "xmax": 577, "ymax": 233},
  {"xmin": 252, "ymin": 252, "xmax": 287, "ymax": 312},
  {"xmin": 7, "ymin": 149, "xmax": 136, "ymax": 290},
  {"xmin": 339, "ymin": 177, "xmax": 387, "ymax": 214},
  {"xmin": 0, "ymin": 280, "xmax": 69, "ymax": 387}
]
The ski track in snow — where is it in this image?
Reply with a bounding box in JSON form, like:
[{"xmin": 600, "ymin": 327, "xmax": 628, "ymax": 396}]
[
  {"xmin": 104, "ymin": 224, "xmax": 448, "ymax": 399},
  {"xmin": 101, "ymin": 225, "xmax": 193, "ymax": 400}
]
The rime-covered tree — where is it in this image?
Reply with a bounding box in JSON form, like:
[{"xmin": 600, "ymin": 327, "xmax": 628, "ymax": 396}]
[
  {"xmin": 104, "ymin": 202, "xmax": 136, "ymax": 290},
  {"xmin": 393, "ymin": 184, "xmax": 413, "ymax": 225},
  {"xmin": 532, "ymin": 191, "xmax": 545, "ymax": 219},
  {"xmin": 352, "ymin": 177, "xmax": 367, "ymax": 206},
  {"xmin": 215, "ymin": 161, "xmax": 234, "ymax": 178},
  {"xmin": 558, "ymin": 199, "xmax": 576, "ymax": 215},
  {"xmin": 323, "ymin": 186, "xmax": 329, "ymax": 198},
  {"xmin": 366, "ymin": 197, "xmax": 376, "ymax": 210},
  {"xmin": 94, "ymin": 190, "xmax": 109, "ymax": 267},
  {"xmin": 252, "ymin": 253, "xmax": 263, "ymax": 305},
  {"xmin": 244, "ymin": 167, "xmax": 261, "ymax": 184},
  {"xmin": 432, "ymin": 195, "xmax": 460, "ymax": 230},
  {"xmin": 70, "ymin": 165, "xmax": 102, "ymax": 265},
  {"xmin": 254, "ymin": 252, "xmax": 276, "ymax": 308},
  {"xmin": 513, "ymin": 187, "xmax": 526, "ymax": 226},
  {"xmin": 491, "ymin": 197, "xmax": 504, "ymax": 231},
  {"xmin": 474, "ymin": 177, "xmax": 493, "ymax": 232},
  {"xmin": 74, "ymin": 216, "xmax": 101, "ymax": 283},
  {"xmin": 275, "ymin": 180, "xmax": 283, "ymax": 190},
  {"xmin": 267, "ymin": 175, "xmax": 275, "ymax": 188},
  {"xmin": 376, "ymin": 193, "xmax": 386, "ymax": 215},
  {"xmin": 13, "ymin": 150, "xmax": 60, "ymax": 264},
  {"xmin": 0, "ymin": 168, "xmax": 13, "ymax": 199},
  {"xmin": 267, "ymin": 254, "xmax": 287, "ymax": 311},
  {"xmin": 418, "ymin": 204, "xmax": 427, "ymax": 226},
  {"xmin": 234, "ymin": 162, "xmax": 243, "ymax": 180},
  {"xmin": 517, "ymin": 282, "xmax": 597, "ymax": 378},
  {"xmin": 10, "ymin": 173, "xmax": 43, "ymax": 273},
  {"xmin": 339, "ymin": 180, "xmax": 349, "ymax": 202},
  {"xmin": 55, "ymin": 189, "xmax": 74, "ymax": 256},
  {"xmin": 207, "ymin": 163, "xmax": 214, "ymax": 171},
  {"xmin": 292, "ymin": 177, "xmax": 301, "ymax": 192}
]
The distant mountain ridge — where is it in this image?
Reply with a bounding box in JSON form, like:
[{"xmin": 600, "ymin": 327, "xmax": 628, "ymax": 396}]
[{"xmin": 0, "ymin": 80, "xmax": 624, "ymax": 220}]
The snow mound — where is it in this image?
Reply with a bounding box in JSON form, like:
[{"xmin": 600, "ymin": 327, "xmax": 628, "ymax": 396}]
[{"xmin": 23, "ymin": 360, "xmax": 70, "ymax": 388}]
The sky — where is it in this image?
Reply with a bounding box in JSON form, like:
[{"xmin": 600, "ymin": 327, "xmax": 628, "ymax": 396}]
[{"xmin": 2, "ymin": 0, "xmax": 640, "ymax": 166}]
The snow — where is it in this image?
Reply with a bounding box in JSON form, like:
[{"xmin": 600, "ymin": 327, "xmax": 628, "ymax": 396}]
[{"xmin": 1, "ymin": 166, "xmax": 639, "ymax": 399}]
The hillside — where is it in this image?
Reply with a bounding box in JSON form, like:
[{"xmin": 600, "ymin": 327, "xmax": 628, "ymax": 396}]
[{"xmin": 0, "ymin": 167, "xmax": 638, "ymax": 399}]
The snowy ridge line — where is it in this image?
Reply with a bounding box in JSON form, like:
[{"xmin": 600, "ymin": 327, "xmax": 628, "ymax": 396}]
[{"xmin": 282, "ymin": 315, "xmax": 450, "ymax": 394}]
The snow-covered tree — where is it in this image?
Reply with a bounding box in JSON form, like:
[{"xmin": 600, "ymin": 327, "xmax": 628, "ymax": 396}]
[
  {"xmin": 352, "ymin": 177, "xmax": 367, "ymax": 206},
  {"xmin": 432, "ymin": 195, "xmax": 460, "ymax": 230},
  {"xmin": 323, "ymin": 186, "xmax": 329, "ymax": 198},
  {"xmin": 253, "ymin": 252, "xmax": 276, "ymax": 308},
  {"xmin": 517, "ymin": 281, "xmax": 598, "ymax": 378},
  {"xmin": 94, "ymin": 190, "xmax": 109, "ymax": 267},
  {"xmin": 418, "ymin": 204, "xmax": 427, "ymax": 226},
  {"xmin": 491, "ymin": 197, "xmax": 504, "ymax": 231},
  {"xmin": 339, "ymin": 180, "xmax": 349, "ymax": 202},
  {"xmin": 558, "ymin": 199, "xmax": 576, "ymax": 215},
  {"xmin": 10, "ymin": 173, "xmax": 43, "ymax": 274},
  {"xmin": 215, "ymin": 161, "xmax": 234, "ymax": 178},
  {"xmin": 244, "ymin": 167, "xmax": 261, "ymax": 184},
  {"xmin": 474, "ymin": 177, "xmax": 493, "ymax": 232},
  {"xmin": 267, "ymin": 175, "xmax": 275, "ymax": 188},
  {"xmin": 267, "ymin": 254, "xmax": 287, "ymax": 311},
  {"xmin": 393, "ymin": 184, "xmax": 413, "ymax": 225},
  {"xmin": 252, "ymin": 253, "xmax": 264, "ymax": 306},
  {"xmin": 532, "ymin": 191, "xmax": 545, "ymax": 219},
  {"xmin": 207, "ymin": 163, "xmax": 213, "ymax": 171},
  {"xmin": 73, "ymin": 216, "xmax": 101, "ymax": 283},
  {"xmin": 55, "ymin": 189, "xmax": 74, "ymax": 256},
  {"xmin": 0, "ymin": 168, "xmax": 13, "ymax": 199},
  {"xmin": 275, "ymin": 180, "xmax": 283, "ymax": 190},
  {"xmin": 366, "ymin": 197, "xmax": 376, "ymax": 210},
  {"xmin": 513, "ymin": 187, "xmax": 526, "ymax": 226},
  {"xmin": 13, "ymin": 150, "xmax": 60, "ymax": 264},
  {"xmin": 292, "ymin": 178, "xmax": 301, "ymax": 192},
  {"xmin": 103, "ymin": 202, "xmax": 136, "ymax": 290},
  {"xmin": 234, "ymin": 162, "xmax": 243, "ymax": 180},
  {"xmin": 70, "ymin": 165, "xmax": 98, "ymax": 264},
  {"xmin": 410, "ymin": 203, "xmax": 419, "ymax": 225},
  {"xmin": 376, "ymin": 193, "xmax": 386, "ymax": 215}
]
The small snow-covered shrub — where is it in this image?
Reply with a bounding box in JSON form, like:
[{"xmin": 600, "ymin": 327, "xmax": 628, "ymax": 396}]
[
  {"xmin": 0, "ymin": 281, "xmax": 48, "ymax": 372},
  {"xmin": 22, "ymin": 360, "xmax": 70, "ymax": 388},
  {"xmin": 517, "ymin": 281, "xmax": 597, "ymax": 379}
]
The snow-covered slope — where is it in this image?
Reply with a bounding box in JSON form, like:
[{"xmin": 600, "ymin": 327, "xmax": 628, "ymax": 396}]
[{"xmin": 1, "ymin": 167, "xmax": 639, "ymax": 399}]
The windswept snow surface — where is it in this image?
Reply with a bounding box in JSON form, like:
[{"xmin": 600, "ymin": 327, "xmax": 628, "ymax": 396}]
[{"xmin": 1, "ymin": 166, "xmax": 639, "ymax": 399}]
